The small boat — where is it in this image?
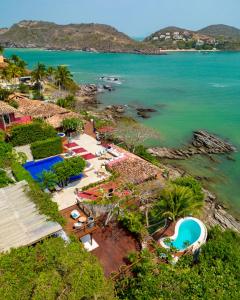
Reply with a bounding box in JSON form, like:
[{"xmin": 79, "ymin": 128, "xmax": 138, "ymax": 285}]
[{"xmin": 99, "ymin": 76, "xmax": 122, "ymax": 85}]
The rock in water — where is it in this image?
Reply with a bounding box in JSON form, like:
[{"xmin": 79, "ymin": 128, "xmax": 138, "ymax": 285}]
[{"xmin": 148, "ymin": 130, "xmax": 236, "ymax": 160}]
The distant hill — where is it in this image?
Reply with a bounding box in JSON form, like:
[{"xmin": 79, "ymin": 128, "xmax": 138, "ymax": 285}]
[
  {"xmin": 0, "ymin": 20, "xmax": 162, "ymax": 54},
  {"xmin": 198, "ymin": 24, "xmax": 240, "ymax": 39},
  {"xmin": 145, "ymin": 24, "xmax": 240, "ymax": 50}
]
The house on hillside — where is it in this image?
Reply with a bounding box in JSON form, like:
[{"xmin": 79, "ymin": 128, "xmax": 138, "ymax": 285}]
[
  {"xmin": 0, "ymin": 101, "xmax": 32, "ymax": 131},
  {"xmin": 0, "ymin": 181, "xmax": 63, "ymax": 252},
  {"xmin": 9, "ymin": 93, "xmax": 82, "ymax": 129}
]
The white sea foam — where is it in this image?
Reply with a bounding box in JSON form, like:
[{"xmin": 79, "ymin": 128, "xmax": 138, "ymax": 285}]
[{"xmin": 210, "ymin": 83, "xmax": 227, "ymax": 88}]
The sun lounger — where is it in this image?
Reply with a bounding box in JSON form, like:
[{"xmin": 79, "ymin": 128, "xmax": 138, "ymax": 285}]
[
  {"xmin": 81, "ymin": 153, "xmax": 96, "ymax": 160},
  {"xmin": 71, "ymin": 210, "xmax": 80, "ymax": 219},
  {"xmin": 73, "ymin": 221, "xmax": 83, "ymax": 229},
  {"xmin": 73, "ymin": 147, "xmax": 87, "ymax": 154},
  {"xmin": 65, "ymin": 142, "xmax": 78, "ymax": 148}
]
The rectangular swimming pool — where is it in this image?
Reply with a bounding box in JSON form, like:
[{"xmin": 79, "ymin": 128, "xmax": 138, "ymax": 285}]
[{"xmin": 23, "ymin": 156, "xmax": 63, "ymax": 181}]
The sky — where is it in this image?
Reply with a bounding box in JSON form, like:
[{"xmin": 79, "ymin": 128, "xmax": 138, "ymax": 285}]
[{"xmin": 0, "ymin": 0, "xmax": 240, "ymax": 37}]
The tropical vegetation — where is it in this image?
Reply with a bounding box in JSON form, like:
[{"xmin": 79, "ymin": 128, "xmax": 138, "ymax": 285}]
[
  {"xmin": 39, "ymin": 170, "xmax": 59, "ymax": 191},
  {"xmin": 0, "ymin": 238, "xmax": 115, "ymax": 300},
  {"xmin": 0, "ymin": 169, "xmax": 14, "ymax": 188},
  {"xmin": 61, "ymin": 117, "xmax": 83, "ymax": 134},
  {"xmin": 53, "ymin": 156, "xmax": 86, "ymax": 187},
  {"xmin": 115, "ymin": 227, "xmax": 240, "ymax": 300},
  {"xmin": 151, "ymin": 181, "xmax": 204, "ymax": 222},
  {"xmin": 57, "ymin": 94, "xmax": 76, "ymax": 109}
]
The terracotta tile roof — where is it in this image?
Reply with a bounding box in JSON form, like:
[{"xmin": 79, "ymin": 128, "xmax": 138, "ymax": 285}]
[
  {"xmin": 46, "ymin": 111, "xmax": 80, "ymax": 128},
  {"xmin": 0, "ymin": 101, "xmax": 18, "ymax": 115},
  {"xmin": 9, "ymin": 93, "xmax": 68, "ymax": 118},
  {"xmin": 107, "ymin": 145, "xmax": 160, "ymax": 184}
]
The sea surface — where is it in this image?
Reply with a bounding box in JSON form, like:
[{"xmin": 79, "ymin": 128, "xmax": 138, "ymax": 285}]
[{"xmin": 5, "ymin": 49, "xmax": 240, "ymax": 215}]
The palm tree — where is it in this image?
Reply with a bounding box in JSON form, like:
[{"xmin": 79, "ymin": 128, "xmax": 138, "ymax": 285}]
[
  {"xmin": 54, "ymin": 65, "xmax": 73, "ymax": 90},
  {"xmin": 46, "ymin": 66, "xmax": 56, "ymax": 82},
  {"xmin": 39, "ymin": 171, "xmax": 59, "ymax": 191},
  {"xmin": 156, "ymin": 184, "xmax": 204, "ymax": 222},
  {"xmin": 2, "ymin": 63, "xmax": 22, "ymax": 83},
  {"xmin": 31, "ymin": 63, "xmax": 46, "ymax": 90}
]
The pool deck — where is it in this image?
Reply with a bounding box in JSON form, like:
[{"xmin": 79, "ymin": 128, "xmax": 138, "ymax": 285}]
[{"xmin": 52, "ymin": 134, "xmax": 112, "ymax": 210}]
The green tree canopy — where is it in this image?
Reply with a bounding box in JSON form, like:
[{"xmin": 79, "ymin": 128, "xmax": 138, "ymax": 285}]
[
  {"xmin": 0, "ymin": 238, "xmax": 114, "ymax": 300},
  {"xmin": 116, "ymin": 227, "xmax": 240, "ymax": 300},
  {"xmin": 53, "ymin": 156, "xmax": 86, "ymax": 187}
]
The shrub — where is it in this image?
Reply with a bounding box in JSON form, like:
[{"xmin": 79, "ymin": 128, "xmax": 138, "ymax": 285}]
[
  {"xmin": 119, "ymin": 211, "xmax": 145, "ymax": 234},
  {"xmin": 11, "ymin": 161, "xmax": 34, "ymax": 183},
  {"xmin": 61, "ymin": 117, "xmax": 83, "ymax": 133},
  {"xmin": 0, "ymin": 130, "xmax": 5, "ymax": 142},
  {"xmin": 0, "ymin": 141, "xmax": 13, "ymax": 167},
  {"xmin": 30, "ymin": 137, "xmax": 62, "ymax": 159},
  {"xmin": 53, "ymin": 156, "xmax": 86, "ymax": 187},
  {"xmin": 18, "ymin": 83, "xmax": 29, "ymax": 93},
  {"xmin": 11, "ymin": 161, "xmax": 64, "ymax": 224},
  {"xmin": 10, "ymin": 121, "xmax": 56, "ymax": 146},
  {"xmin": 57, "ymin": 95, "xmax": 76, "ymax": 109},
  {"xmin": 27, "ymin": 184, "xmax": 64, "ymax": 225},
  {"xmin": 0, "ymin": 169, "xmax": 14, "ymax": 188},
  {"xmin": 134, "ymin": 145, "xmax": 160, "ymax": 166},
  {"xmin": 9, "ymin": 99, "xmax": 19, "ymax": 108}
]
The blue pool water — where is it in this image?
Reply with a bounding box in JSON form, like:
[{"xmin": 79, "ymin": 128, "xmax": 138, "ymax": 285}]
[
  {"xmin": 165, "ymin": 219, "xmax": 201, "ymax": 251},
  {"xmin": 23, "ymin": 156, "xmax": 63, "ymax": 181}
]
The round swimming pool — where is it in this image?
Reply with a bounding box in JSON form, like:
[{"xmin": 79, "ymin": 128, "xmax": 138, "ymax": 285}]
[{"xmin": 159, "ymin": 217, "xmax": 207, "ymax": 252}]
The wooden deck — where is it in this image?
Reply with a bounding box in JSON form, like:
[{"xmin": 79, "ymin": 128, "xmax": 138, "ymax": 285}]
[
  {"xmin": 92, "ymin": 223, "xmax": 141, "ymax": 277},
  {"xmin": 152, "ymin": 221, "xmax": 176, "ymax": 241},
  {"xmin": 60, "ymin": 204, "xmax": 98, "ymax": 239}
]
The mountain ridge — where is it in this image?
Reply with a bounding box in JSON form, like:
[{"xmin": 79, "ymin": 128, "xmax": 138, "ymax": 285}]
[
  {"xmin": 1, "ymin": 21, "xmax": 240, "ymax": 52},
  {"xmin": 0, "ymin": 20, "xmax": 162, "ymax": 54}
]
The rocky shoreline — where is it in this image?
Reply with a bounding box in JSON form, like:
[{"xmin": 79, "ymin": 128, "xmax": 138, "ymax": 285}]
[
  {"xmin": 2, "ymin": 43, "xmax": 167, "ymax": 56},
  {"xmin": 203, "ymin": 189, "xmax": 240, "ymax": 233},
  {"xmin": 148, "ymin": 130, "xmax": 236, "ymax": 159},
  {"xmin": 76, "ymin": 84, "xmax": 240, "ymax": 233}
]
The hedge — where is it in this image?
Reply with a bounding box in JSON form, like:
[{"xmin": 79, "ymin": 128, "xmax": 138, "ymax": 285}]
[
  {"xmin": 11, "ymin": 161, "xmax": 64, "ymax": 225},
  {"xmin": 11, "ymin": 161, "xmax": 34, "ymax": 183},
  {"xmin": 10, "ymin": 122, "xmax": 56, "ymax": 146},
  {"xmin": 30, "ymin": 137, "xmax": 62, "ymax": 159}
]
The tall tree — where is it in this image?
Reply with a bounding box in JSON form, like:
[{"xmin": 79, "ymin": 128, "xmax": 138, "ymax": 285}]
[
  {"xmin": 31, "ymin": 63, "xmax": 47, "ymax": 90},
  {"xmin": 54, "ymin": 65, "xmax": 73, "ymax": 90}
]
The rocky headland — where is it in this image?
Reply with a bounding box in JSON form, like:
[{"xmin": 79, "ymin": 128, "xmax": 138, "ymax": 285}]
[{"xmin": 148, "ymin": 130, "xmax": 236, "ymax": 159}]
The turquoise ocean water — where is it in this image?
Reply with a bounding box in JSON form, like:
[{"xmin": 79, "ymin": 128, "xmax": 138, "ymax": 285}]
[{"xmin": 4, "ymin": 49, "xmax": 240, "ymax": 214}]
